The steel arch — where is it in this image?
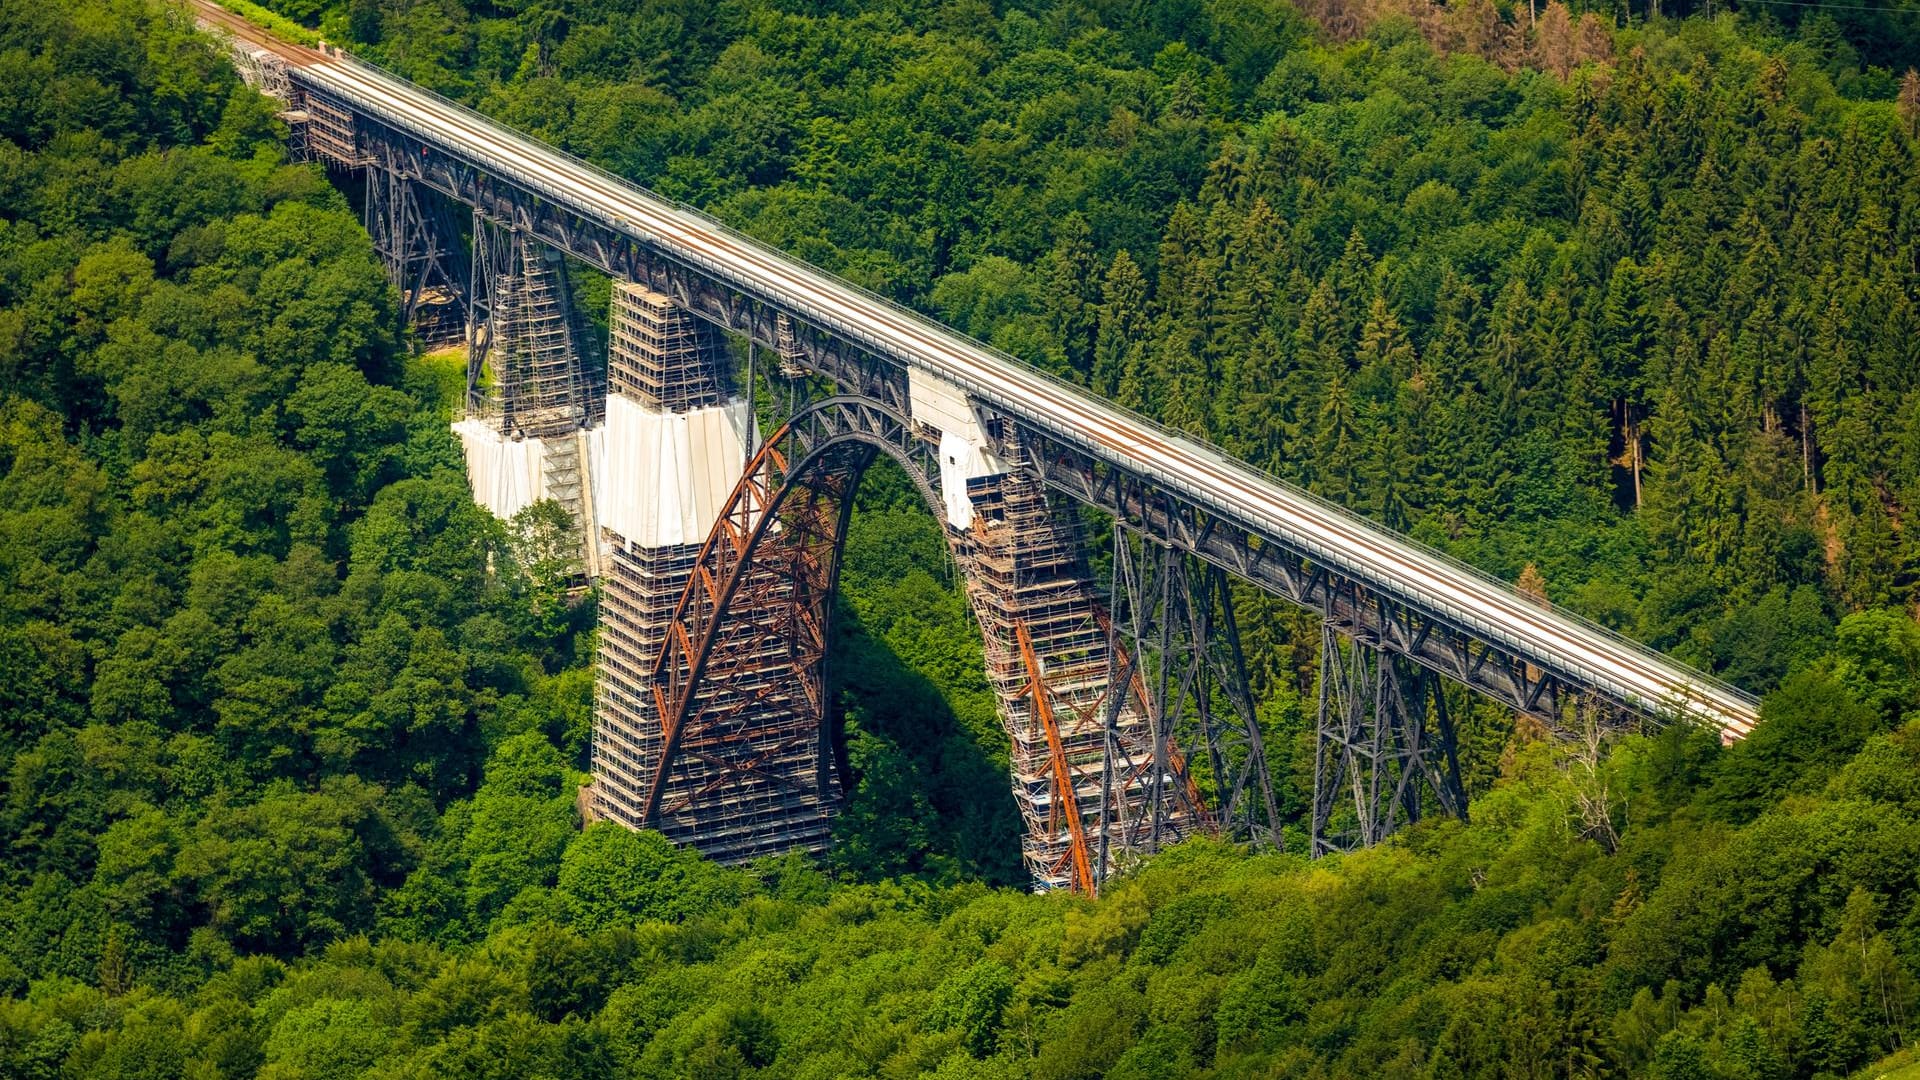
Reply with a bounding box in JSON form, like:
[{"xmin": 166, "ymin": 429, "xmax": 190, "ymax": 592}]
[{"xmin": 639, "ymin": 396, "xmax": 949, "ymax": 829}]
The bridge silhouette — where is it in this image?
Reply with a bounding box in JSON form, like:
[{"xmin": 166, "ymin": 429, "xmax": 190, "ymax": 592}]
[{"xmin": 200, "ymin": 0, "xmax": 1759, "ymax": 893}]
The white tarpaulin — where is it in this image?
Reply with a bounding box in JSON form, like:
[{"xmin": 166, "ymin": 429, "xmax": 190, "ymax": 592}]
[
  {"xmin": 599, "ymin": 394, "xmax": 750, "ymax": 548},
  {"xmin": 909, "ymin": 368, "xmax": 1007, "ymax": 529},
  {"xmin": 453, "ymin": 418, "xmax": 548, "ymax": 521}
]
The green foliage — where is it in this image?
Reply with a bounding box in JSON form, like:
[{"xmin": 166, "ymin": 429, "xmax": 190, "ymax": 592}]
[
  {"xmin": 212, "ymin": 0, "xmax": 322, "ymax": 47},
  {"xmin": 0, "ymin": 0, "xmax": 587, "ymax": 1001},
  {"xmin": 7, "ymin": 1, "xmax": 1920, "ymax": 1079},
  {"xmin": 554, "ymin": 824, "xmax": 752, "ymax": 933}
]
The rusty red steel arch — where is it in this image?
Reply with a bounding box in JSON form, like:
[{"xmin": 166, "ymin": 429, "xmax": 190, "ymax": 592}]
[
  {"xmin": 637, "ymin": 394, "xmax": 1214, "ymax": 891},
  {"xmin": 638, "ymin": 396, "xmax": 946, "ymax": 828}
]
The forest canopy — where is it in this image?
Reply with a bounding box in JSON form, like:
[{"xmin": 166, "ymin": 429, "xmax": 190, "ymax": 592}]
[{"xmin": 1, "ymin": 0, "xmax": 1918, "ymax": 1077}]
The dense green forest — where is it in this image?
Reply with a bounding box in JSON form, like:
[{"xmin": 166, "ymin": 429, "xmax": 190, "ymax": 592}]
[{"xmin": 4, "ymin": 0, "xmax": 1920, "ymax": 1075}]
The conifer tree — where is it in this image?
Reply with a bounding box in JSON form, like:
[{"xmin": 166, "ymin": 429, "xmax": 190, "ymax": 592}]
[
  {"xmin": 1092, "ymin": 251, "xmax": 1150, "ymax": 399},
  {"xmin": 1042, "ymin": 213, "xmax": 1101, "ymax": 379}
]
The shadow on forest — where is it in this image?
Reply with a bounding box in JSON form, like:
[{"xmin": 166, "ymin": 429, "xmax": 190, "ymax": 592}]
[
  {"xmin": 822, "ymin": 460, "xmax": 1030, "ymax": 889},
  {"xmin": 828, "ymin": 608, "xmax": 1028, "ymax": 888}
]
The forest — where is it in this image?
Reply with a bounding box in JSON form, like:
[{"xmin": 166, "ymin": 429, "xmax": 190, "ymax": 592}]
[{"xmin": 2, "ymin": 0, "xmax": 1919, "ymax": 1075}]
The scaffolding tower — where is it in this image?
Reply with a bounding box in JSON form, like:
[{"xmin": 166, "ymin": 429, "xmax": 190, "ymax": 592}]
[
  {"xmin": 470, "ymin": 220, "xmax": 594, "ymax": 438},
  {"xmin": 587, "ymin": 285, "xmax": 834, "ymax": 862},
  {"xmin": 956, "ymin": 442, "xmax": 1204, "ymax": 893},
  {"xmin": 609, "ymin": 286, "xmax": 727, "ymax": 410},
  {"xmin": 302, "ymin": 95, "xmax": 360, "ymax": 167}
]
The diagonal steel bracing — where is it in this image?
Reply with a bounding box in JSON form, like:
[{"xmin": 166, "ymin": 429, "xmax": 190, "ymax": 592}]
[
  {"xmin": 1311, "ymin": 623, "xmax": 1468, "ymax": 855},
  {"xmin": 363, "ymin": 165, "xmax": 466, "ymax": 347},
  {"xmin": 203, "ymin": 24, "xmax": 1766, "ymax": 870},
  {"xmin": 1107, "ymin": 534, "xmax": 1281, "ymax": 852}
]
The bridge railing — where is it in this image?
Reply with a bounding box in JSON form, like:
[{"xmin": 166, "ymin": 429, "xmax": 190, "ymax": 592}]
[{"xmin": 311, "ymin": 53, "xmax": 1758, "ymax": 727}]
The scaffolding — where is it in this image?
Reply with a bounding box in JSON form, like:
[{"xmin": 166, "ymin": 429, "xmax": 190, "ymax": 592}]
[
  {"xmin": 302, "ymin": 94, "xmax": 360, "ymax": 167},
  {"xmin": 608, "ymin": 283, "xmax": 726, "ymax": 410},
  {"xmin": 956, "ymin": 445, "xmax": 1203, "ymax": 893},
  {"xmin": 587, "ymin": 286, "xmax": 838, "ymax": 863},
  {"xmin": 591, "ymin": 539, "xmax": 837, "ymax": 861},
  {"xmin": 471, "ymin": 222, "xmax": 592, "ymax": 439},
  {"xmin": 230, "ymin": 43, "xmax": 294, "ymax": 104},
  {"xmin": 773, "ymin": 312, "xmax": 808, "ymax": 377}
]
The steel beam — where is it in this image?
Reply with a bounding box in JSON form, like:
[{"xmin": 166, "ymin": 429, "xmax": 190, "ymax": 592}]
[
  {"xmin": 363, "ymin": 162, "xmax": 466, "ymax": 346},
  {"xmin": 1311, "ymin": 625, "xmax": 1467, "ymax": 855},
  {"xmin": 1107, "ymin": 533, "xmax": 1280, "ymax": 851}
]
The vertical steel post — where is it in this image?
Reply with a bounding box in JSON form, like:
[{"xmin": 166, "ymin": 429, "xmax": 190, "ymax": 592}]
[{"xmin": 1311, "ymin": 607, "xmax": 1467, "ymax": 855}]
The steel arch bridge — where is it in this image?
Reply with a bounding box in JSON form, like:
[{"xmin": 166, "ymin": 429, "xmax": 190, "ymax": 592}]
[
  {"xmin": 198, "ymin": 0, "xmax": 1761, "ymax": 891},
  {"xmin": 635, "ymin": 394, "xmax": 1219, "ymax": 893}
]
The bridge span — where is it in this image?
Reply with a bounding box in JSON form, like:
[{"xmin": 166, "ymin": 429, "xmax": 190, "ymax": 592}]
[{"xmin": 196, "ymin": 0, "xmax": 1759, "ymax": 885}]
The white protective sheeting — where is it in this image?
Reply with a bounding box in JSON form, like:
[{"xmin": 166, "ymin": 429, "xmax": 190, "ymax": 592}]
[
  {"xmin": 599, "ymin": 393, "xmax": 751, "ymax": 548},
  {"xmin": 453, "ymin": 418, "xmax": 549, "ymax": 520},
  {"xmin": 909, "ymin": 367, "xmax": 1007, "ymax": 529}
]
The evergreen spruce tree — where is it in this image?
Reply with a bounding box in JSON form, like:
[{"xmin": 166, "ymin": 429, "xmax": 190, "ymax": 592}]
[
  {"xmin": 1092, "ymin": 251, "xmax": 1151, "ymax": 399},
  {"xmin": 1042, "ymin": 213, "xmax": 1101, "ymax": 379}
]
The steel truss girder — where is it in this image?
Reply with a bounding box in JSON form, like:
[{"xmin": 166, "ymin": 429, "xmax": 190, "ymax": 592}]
[
  {"xmin": 1005, "ymin": 419, "xmax": 1573, "ymax": 725},
  {"xmin": 1311, "ymin": 626, "xmax": 1468, "ymax": 855},
  {"xmin": 1107, "ymin": 534, "xmax": 1279, "ymax": 852},
  {"xmin": 317, "ymin": 88, "xmax": 1655, "ymax": 740}
]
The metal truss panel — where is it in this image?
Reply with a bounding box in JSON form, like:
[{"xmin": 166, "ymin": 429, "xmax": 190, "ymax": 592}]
[
  {"xmin": 1311, "ymin": 625, "xmax": 1467, "ymax": 855},
  {"xmin": 1108, "ymin": 535, "xmax": 1280, "ymax": 851},
  {"xmin": 364, "ymin": 168, "xmax": 464, "ymax": 346}
]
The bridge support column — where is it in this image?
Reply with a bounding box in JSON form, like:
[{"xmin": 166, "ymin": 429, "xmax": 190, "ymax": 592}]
[
  {"xmin": 910, "ymin": 372, "xmax": 1205, "ymax": 892},
  {"xmin": 364, "ymin": 166, "xmax": 465, "ymax": 347},
  {"xmin": 1310, "ymin": 626, "xmax": 1467, "ymax": 855},
  {"xmin": 955, "ymin": 463, "xmax": 1206, "ymax": 892},
  {"xmin": 585, "ymin": 284, "xmax": 838, "ymax": 861},
  {"xmin": 466, "ymin": 216, "xmax": 598, "ymax": 435},
  {"xmin": 1108, "ymin": 535, "xmax": 1280, "ymax": 851},
  {"xmin": 450, "ymin": 220, "xmax": 605, "ymax": 573}
]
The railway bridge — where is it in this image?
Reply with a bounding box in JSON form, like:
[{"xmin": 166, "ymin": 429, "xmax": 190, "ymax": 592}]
[{"xmin": 198, "ymin": 0, "xmax": 1760, "ymax": 893}]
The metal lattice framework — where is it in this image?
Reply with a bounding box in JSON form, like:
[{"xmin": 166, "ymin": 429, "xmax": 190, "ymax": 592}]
[
  {"xmin": 1108, "ymin": 535, "xmax": 1280, "ymax": 851},
  {"xmin": 190, "ymin": 16, "xmax": 1768, "ymax": 872},
  {"xmin": 1311, "ymin": 624, "xmax": 1468, "ymax": 854},
  {"xmin": 641, "ymin": 398, "xmax": 937, "ymax": 843},
  {"xmin": 364, "ymin": 167, "xmax": 465, "ymax": 346}
]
